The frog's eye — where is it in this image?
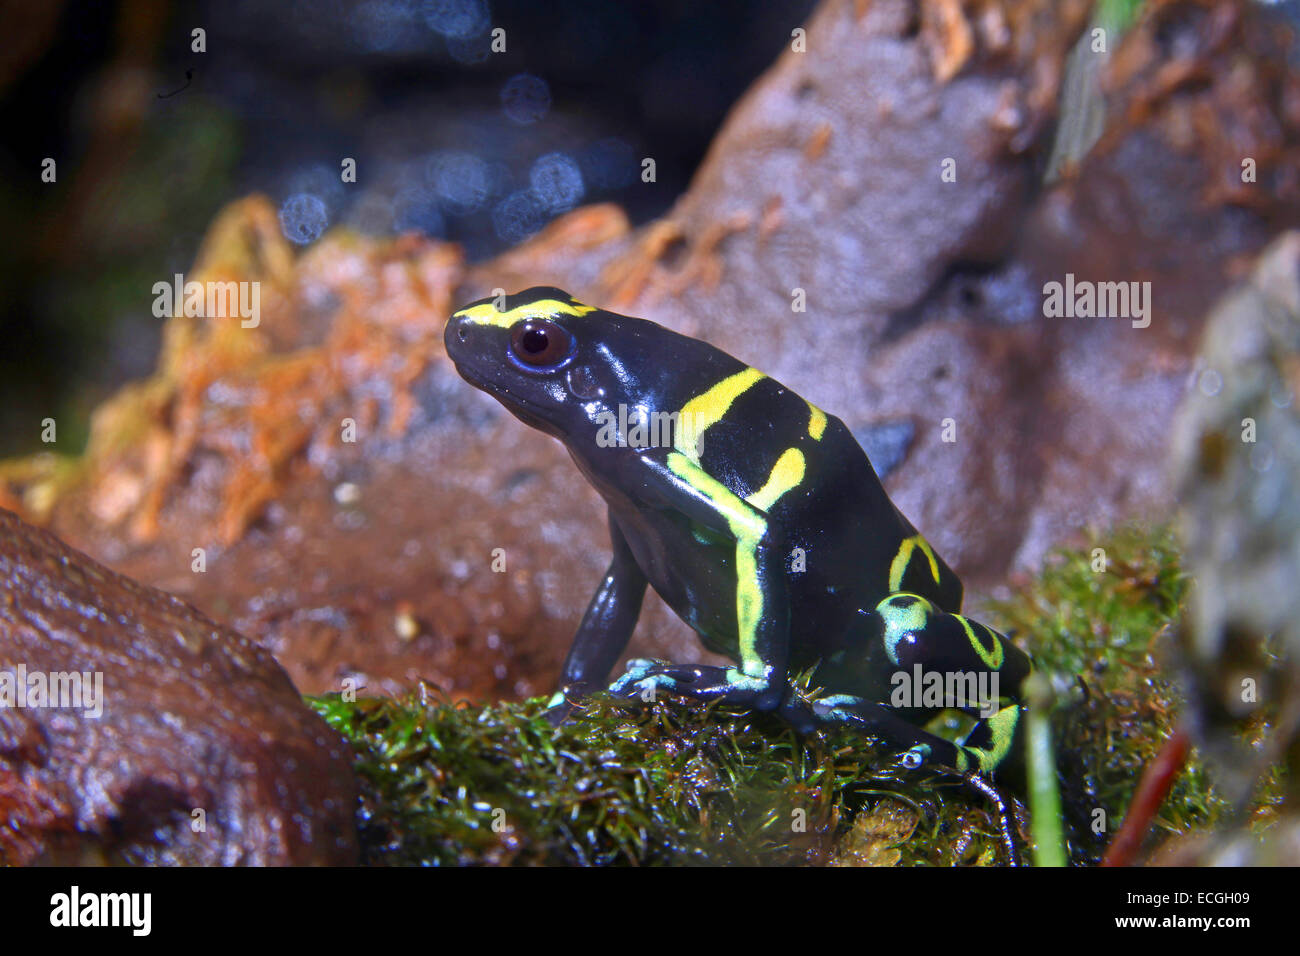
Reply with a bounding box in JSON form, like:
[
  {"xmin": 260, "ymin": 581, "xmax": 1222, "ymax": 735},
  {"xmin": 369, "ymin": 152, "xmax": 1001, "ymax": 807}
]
[{"xmin": 510, "ymin": 319, "xmax": 573, "ymax": 368}]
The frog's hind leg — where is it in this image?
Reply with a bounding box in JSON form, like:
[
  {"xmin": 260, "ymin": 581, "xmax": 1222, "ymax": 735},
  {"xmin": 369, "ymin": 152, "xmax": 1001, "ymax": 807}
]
[
  {"xmin": 801, "ymin": 693, "xmax": 1023, "ymax": 866},
  {"xmin": 798, "ymin": 694, "xmax": 974, "ymax": 770},
  {"xmin": 868, "ymin": 592, "xmax": 1033, "ymax": 774}
]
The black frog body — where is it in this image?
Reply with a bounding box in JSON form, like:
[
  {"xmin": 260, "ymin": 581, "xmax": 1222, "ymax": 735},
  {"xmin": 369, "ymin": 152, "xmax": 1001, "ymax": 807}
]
[{"xmin": 444, "ymin": 287, "xmax": 1031, "ymax": 775}]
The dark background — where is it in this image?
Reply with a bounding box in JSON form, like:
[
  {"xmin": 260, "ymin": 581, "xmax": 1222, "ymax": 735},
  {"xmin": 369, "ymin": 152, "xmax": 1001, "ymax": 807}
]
[{"xmin": 0, "ymin": 0, "xmax": 816, "ymax": 456}]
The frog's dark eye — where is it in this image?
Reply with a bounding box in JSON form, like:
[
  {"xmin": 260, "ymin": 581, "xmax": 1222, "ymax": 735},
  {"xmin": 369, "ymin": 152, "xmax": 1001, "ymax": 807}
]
[{"xmin": 510, "ymin": 319, "xmax": 573, "ymax": 368}]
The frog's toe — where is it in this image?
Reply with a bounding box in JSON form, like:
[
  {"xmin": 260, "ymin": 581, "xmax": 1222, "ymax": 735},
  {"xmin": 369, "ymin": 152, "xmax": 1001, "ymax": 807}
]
[
  {"xmin": 543, "ymin": 693, "xmax": 578, "ymax": 726},
  {"xmin": 810, "ymin": 694, "xmax": 863, "ymax": 721},
  {"xmin": 639, "ymin": 673, "xmax": 680, "ymax": 695},
  {"xmin": 899, "ymin": 744, "xmax": 931, "ymax": 770},
  {"xmin": 609, "ymin": 659, "xmax": 666, "ymax": 696},
  {"xmin": 544, "ymin": 703, "xmax": 573, "ymax": 726},
  {"xmin": 619, "ymin": 673, "xmax": 680, "ymax": 700}
]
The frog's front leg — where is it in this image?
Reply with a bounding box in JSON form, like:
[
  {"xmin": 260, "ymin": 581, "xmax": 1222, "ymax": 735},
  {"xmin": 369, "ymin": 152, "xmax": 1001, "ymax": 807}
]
[
  {"xmin": 545, "ymin": 508, "xmax": 647, "ymax": 723},
  {"xmin": 611, "ymin": 452, "xmax": 795, "ymax": 713}
]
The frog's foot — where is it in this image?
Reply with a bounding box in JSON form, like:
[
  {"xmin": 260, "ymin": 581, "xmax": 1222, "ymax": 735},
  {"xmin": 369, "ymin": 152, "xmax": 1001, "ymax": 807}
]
[
  {"xmin": 959, "ymin": 771, "xmax": 1021, "ymax": 862},
  {"xmin": 608, "ymin": 658, "xmax": 674, "ymax": 698},
  {"xmin": 542, "ymin": 685, "xmax": 592, "ymax": 727},
  {"xmin": 610, "ymin": 661, "xmax": 784, "ymax": 710},
  {"xmin": 810, "ymin": 694, "xmax": 1021, "ymax": 863},
  {"xmin": 808, "ymin": 695, "xmax": 971, "ymax": 771}
]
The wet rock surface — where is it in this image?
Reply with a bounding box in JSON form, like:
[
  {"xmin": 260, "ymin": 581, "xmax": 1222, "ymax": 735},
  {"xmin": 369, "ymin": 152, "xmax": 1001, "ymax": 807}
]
[
  {"xmin": 0, "ymin": 0, "xmax": 1297, "ymax": 710},
  {"xmin": 0, "ymin": 507, "xmax": 358, "ymax": 865}
]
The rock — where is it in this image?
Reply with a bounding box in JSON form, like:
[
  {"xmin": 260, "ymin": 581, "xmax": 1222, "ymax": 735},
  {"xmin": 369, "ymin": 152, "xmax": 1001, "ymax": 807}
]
[{"xmin": 0, "ymin": 507, "xmax": 358, "ymax": 864}]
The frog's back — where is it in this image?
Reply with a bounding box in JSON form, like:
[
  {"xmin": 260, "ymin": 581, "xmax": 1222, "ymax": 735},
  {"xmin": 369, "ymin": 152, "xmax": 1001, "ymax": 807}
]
[
  {"xmin": 678, "ymin": 370, "xmax": 960, "ymax": 647},
  {"xmin": 572, "ymin": 333, "xmax": 960, "ymax": 665}
]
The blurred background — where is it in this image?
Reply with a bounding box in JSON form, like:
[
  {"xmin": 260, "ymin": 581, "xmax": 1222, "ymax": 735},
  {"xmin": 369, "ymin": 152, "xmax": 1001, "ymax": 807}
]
[{"xmin": 0, "ymin": 0, "xmax": 817, "ymax": 456}]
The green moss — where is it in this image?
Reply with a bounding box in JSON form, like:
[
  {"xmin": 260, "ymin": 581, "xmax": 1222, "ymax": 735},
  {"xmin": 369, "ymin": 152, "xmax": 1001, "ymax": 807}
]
[
  {"xmin": 309, "ymin": 686, "xmax": 1018, "ymax": 866},
  {"xmin": 988, "ymin": 524, "xmax": 1281, "ymax": 863},
  {"xmin": 309, "ymin": 523, "xmax": 1279, "ymax": 866}
]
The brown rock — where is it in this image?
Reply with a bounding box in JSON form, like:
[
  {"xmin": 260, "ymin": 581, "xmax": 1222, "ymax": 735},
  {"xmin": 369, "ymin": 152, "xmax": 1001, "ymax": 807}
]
[{"xmin": 0, "ymin": 507, "xmax": 358, "ymax": 865}]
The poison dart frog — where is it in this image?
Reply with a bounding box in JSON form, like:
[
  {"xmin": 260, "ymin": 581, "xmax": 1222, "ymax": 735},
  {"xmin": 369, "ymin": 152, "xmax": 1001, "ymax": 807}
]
[{"xmin": 444, "ymin": 287, "xmax": 1032, "ymax": 778}]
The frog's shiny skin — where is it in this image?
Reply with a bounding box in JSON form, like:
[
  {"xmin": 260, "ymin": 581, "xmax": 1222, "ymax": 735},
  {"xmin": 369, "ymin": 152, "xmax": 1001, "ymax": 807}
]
[{"xmin": 444, "ymin": 287, "xmax": 1032, "ymax": 776}]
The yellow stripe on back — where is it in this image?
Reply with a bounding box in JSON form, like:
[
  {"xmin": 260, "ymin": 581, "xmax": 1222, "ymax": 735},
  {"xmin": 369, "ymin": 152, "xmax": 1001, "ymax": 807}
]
[
  {"xmin": 975, "ymin": 704, "xmax": 1020, "ymax": 772},
  {"xmin": 747, "ymin": 447, "xmax": 805, "ymax": 512},
  {"xmin": 888, "ymin": 535, "xmax": 941, "ymax": 593},
  {"xmin": 453, "ymin": 298, "xmax": 598, "ymax": 329},
  {"xmin": 958, "ymin": 615, "xmax": 1004, "ymax": 669},
  {"xmin": 667, "ymin": 451, "xmax": 767, "ymax": 671},
  {"xmin": 675, "ymin": 367, "xmax": 764, "ymax": 462},
  {"xmin": 807, "ymin": 403, "xmax": 827, "ymax": 441},
  {"xmin": 666, "ymin": 440, "xmax": 808, "ymax": 673}
]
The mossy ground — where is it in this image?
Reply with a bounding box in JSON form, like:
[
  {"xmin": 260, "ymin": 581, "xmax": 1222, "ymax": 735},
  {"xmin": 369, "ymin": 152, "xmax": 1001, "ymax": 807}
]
[{"xmin": 309, "ymin": 524, "xmax": 1282, "ymax": 865}]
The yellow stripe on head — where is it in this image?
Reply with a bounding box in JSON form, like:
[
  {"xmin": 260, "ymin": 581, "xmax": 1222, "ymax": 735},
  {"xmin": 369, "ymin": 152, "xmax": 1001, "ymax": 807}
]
[
  {"xmin": 453, "ymin": 298, "xmax": 598, "ymax": 329},
  {"xmin": 675, "ymin": 367, "xmax": 764, "ymax": 461}
]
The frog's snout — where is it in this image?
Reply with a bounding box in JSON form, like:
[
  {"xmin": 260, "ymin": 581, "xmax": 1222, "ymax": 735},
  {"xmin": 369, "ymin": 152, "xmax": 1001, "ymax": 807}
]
[{"xmin": 444, "ymin": 312, "xmax": 473, "ymax": 360}]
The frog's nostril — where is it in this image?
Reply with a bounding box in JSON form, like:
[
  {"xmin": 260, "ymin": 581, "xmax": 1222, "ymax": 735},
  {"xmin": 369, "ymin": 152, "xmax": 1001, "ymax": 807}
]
[{"xmin": 457, "ymin": 324, "xmax": 468, "ymax": 342}]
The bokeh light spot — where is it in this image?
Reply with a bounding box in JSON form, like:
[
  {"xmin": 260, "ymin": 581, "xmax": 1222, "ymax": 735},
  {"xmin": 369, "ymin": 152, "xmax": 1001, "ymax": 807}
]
[
  {"xmin": 279, "ymin": 193, "xmax": 330, "ymax": 245},
  {"xmin": 422, "ymin": 0, "xmax": 490, "ymax": 39},
  {"xmin": 492, "ymin": 190, "xmax": 547, "ymax": 243},
  {"xmin": 500, "ymin": 73, "xmax": 550, "ymax": 125},
  {"xmin": 428, "ymin": 151, "xmax": 491, "ymax": 214},
  {"xmin": 529, "ymin": 152, "xmax": 584, "ymax": 213}
]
